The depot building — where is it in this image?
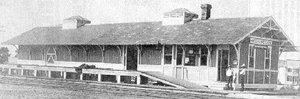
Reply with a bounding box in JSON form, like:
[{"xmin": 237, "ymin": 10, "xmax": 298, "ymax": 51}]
[{"xmin": 2, "ymin": 5, "xmax": 296, "ymax": 89}]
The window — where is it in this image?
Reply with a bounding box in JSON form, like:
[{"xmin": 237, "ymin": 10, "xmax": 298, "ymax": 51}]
[
  {"xmin": 249, "ymin": 45, "xmax": 254, "ymax": 68},
  {"xmin": 264, "ymin": 46, "xmax": 271, "ymax": 69},
  {"xmin": 200, "ymin": 47, "xmax": 208, "ymax": 66},
  {"xmin": 184, "ymin": 46, "xmax": 199, "ymax": 66},
  {"xmin": 176, "ymin": 46, "xmax": 183, "ymax": 65},
  {"xmin": 30, "ymin": 46, "xmax": 44, "ymax": 60},
  {"xmin": 164, "ymin": 45, "xmax": 172, "ymax": 64},
  {"xmin": 140, "ymin": 45, "xmax": 161, "ymax": 65}
]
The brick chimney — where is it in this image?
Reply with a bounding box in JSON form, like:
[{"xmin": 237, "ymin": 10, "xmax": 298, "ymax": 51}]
[
  {"xmin": 201, "ymin": 4, "xmax": 212, "ymax": 20},
  {"xmin": 62, "ymin": 16, "xmax": 91, "ymax": 29},
  {"xmin": 162, "ymin": 8, "xmax": 198, "ymax": 25}
]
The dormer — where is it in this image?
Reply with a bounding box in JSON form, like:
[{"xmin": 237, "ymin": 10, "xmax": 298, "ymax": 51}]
[
  {"xmin": 162, "ymin": 8, "xmax": 198, "ymax": 26},
  {"xmin": 62, "ymin": 16, "xmax": 91, "ymax": 29}
]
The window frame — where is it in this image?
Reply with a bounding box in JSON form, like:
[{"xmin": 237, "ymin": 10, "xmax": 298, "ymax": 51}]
[
  {"xmin": 264, "ymin": 46, "xmax": 272, "ymax": 69},
  {"xmin": 163, "ymin": 45, "xmax": 173, "ymax": 65},
  {"xmin": 248, "ymin": 44, "xmax": 255, "ymax": 68}
]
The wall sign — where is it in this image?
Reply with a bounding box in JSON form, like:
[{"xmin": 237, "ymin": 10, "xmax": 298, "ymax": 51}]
[{"xmin": 250, "ymin": 38, "xmax": 272, "ymax": 45}]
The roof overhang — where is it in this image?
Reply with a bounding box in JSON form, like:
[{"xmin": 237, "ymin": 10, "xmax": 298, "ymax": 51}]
[{"xmin": 234, "ymin": 16, "xmax": 297, "ymax": 52}]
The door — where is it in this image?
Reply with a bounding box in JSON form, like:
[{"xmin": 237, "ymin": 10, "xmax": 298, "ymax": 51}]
[
  {"xmin": 126, "ymin": 46, "xmax": 138, "ymax": 70},
  {"xmin": 217, "ymin": 49, "xmax": 229, "ymax": 81},
  {"xmin": 175, "ymin": 46, "xmax": 187, "ymax": 80}
]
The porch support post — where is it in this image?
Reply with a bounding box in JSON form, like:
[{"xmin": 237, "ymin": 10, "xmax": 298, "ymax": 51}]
[
  {"xmin": 161, "ymin": 45, "xmax": 165, "ymax": 65},
  {"xmin": 33, "ymin": 69, "xmax": 37, "ymax": 77},
  {"xmin": 48, "ymin": 70, "xmax": 51, "ymax": 78},
  {"xmin": 98, "ymin": 73, "xmax": 102, "ymax": 82},
  {"xmin": 136, "ymin": 75, "xmax": 141, "ymax": 85},
  {"xmin": 233, "ymin": 43, "xmax": 241, "ymax": 90},
  {"xmin": 80, "ymin": 73, "xmax": 83, "ymax": 80},
  {"xmin": 205, "ymin": 45, "xmax": 212, "ymax": 67},
  {"xmin": 136, "ymin": 45, "xmax": 141, "ymax": 69},
  {"xmin": 116, "ymin": 74, "xmax": 121, "ymax": 83},
  {"xmin": 63, "ymin": 71, "xmax": 67, "ymax": 79}
]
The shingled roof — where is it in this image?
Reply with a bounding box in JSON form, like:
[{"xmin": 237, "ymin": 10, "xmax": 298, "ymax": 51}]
[{"xmin": 2, "ymin": 17, "xmax": 291, "ymax": 46}]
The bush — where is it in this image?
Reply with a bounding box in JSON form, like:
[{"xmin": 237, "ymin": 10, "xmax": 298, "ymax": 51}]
[{"xmin": 0, "ymin": 47, "xmax": 10, "ymax": 63}]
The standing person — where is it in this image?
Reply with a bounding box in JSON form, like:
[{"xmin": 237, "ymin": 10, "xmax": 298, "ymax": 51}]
[
  {"xmin": 240, "ymin": 64, "xmax": 246, "ymax": 91},
  {"xmin": 226, "ymin": 65, "xmax": 233, "ymax": 90}
]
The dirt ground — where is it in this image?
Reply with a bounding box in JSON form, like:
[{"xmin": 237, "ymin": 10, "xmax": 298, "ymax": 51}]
[{"xmin": 0, "ymin": 76, "xmax": 227, "ymax": 99}]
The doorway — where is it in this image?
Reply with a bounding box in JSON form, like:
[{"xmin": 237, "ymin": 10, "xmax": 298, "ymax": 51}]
[
  {"xmin": 126, "ymin": 46, "xmax": 138, "ymax": 70},
  {"xmin": 217, "ymin": 49, "xmax": 229, "ymax": 82}
]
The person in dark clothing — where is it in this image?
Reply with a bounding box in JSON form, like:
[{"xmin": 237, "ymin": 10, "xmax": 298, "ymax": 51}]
[{"xmin": 240, "ymin": 64, "xmax": 246, "ymax": 91}]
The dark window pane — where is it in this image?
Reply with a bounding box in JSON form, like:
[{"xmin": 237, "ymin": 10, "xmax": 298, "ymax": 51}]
[
  {"xmin": 141, "ymin": 45, "xmax": 161, "ymax": 65},
  {"xmin": 164, "ymin": 45, "xmax": 172, "ymax": 64},
  {"xmin": 164, "ymin": 45, "xmax": 172, "ymax": 54},
  {"xmin": 264, "ymin": 71, "xmax": 270, "ymax": 84},
  {"xmin": 177, "ymin": 54, "xmax": 182, "ymax": 65},
  {"xmin": 270, "ymin": 72, "xmax": 278, "ymax": 84},
  {"xmin": 184, "ymin": 46, "xmax": 199, "ymax": 66},
  {"xmin": 164, "ymin": 56, "xmax": 172, "ymax": 64},
  {"xmin": 255, "ymin": 48, "xmax": 265, "ymax": 70},
  {"xmin": 255, "ymin": 71, "xmax": 264, "ymax": 84},
  {"xmin": 265, "ymin": 59, "xmax": 270, "ymax": 69},
  {"xmin": 200, "ymin": 47, "xmax": 208, "ymax": 66},
  {"xmin": 249, "ymin": 57, "xmax": 254, "ymax": 68},
  {"xmin": 248, "ymin": 71, "xmax": 254, "ymax": 84},
  {"xmin": 177, "ymin": 46, "xmax": 183, "ymax": 65},
  {"xmin": 184, "ymin": 55, "xmax": 196, "ymax": 66}
]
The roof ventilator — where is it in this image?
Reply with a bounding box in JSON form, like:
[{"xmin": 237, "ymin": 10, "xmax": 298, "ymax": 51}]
[
  {"xmin": 62, "ymin": 16, "xmax": 91, "ymax": 29},
  {"xmin": 162, "ymin": 8, "xmax": 198, "ymax": 25}
]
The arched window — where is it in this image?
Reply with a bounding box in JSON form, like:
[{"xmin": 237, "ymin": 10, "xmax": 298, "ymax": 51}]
[
  {"xmin": 87, "ymin": 46, "xmax": 103, "ymax": 62},
  {"xmin": 140, "ymin": 45, "xmax": 161, "ymax": 65},
  {"xmin": 104, "ymin": 45, "xmax": 121, "ymax": 63},
  {"xmin": 71, "ymin": 46, "xmax": 85, "ymax": 62},
  {"xmin": 30, "ymin": 46, "xmax": 44, "ymax": 60},
  {"xmin": 56, "ymin": 46, "xmax": 71, "ymax": 61},
  {"xmin": 18, "ymin": 45, "xmax": 30, "ymax": 60}
]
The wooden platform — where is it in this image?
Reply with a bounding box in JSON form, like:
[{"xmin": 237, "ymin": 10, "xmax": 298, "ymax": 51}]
[{"xmin": 0, "ymin": 63, "xmax": 207, "ymax": 89}]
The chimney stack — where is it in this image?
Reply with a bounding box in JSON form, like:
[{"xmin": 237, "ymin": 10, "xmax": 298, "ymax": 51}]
[
  {"xmin": 201, "ymin": 4, "xmax": 212, "ymax": 20},
  {"xmin": 62, "ymin": 16, "xmax": 91, "ymax": 29}
]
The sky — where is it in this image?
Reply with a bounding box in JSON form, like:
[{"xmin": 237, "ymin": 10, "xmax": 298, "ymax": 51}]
[{"xmin": 0, "ymin": 0, "xmax": 299, "ymax": 58}]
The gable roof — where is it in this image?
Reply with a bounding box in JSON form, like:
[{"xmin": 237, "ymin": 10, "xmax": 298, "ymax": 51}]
[{"xmin": 3, "ymin": 17, "xmax": 271, "ymax": 46}]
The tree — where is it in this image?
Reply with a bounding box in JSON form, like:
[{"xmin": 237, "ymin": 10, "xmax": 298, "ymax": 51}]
[{"xmin": 0, "ymin": 47, "xmax": 10, "ymax": 64}]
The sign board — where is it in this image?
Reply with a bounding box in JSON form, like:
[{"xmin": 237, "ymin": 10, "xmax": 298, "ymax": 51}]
[{"xmin": 250, "ymin": 38, "xmax": 272, "ymax": 45}]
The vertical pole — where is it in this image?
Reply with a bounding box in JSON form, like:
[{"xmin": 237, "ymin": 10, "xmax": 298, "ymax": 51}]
[
  {"xmin": 21, "ymin": 69, "xmax": 24, "ymax": 76},
  {"xmin": 161, "ymin": 45, "xmax": 165, "ymax": 65},
  {"xmin": 80, "ymin": 73, "xmax": 83, "ymax": 80},
  {"xmin": 48, "ymin": 71, "xmax": 51, "ymax": 78},
  {"xmin": 33, "ymin": 70, "xmax": 37, "ymax": 77},
  {"xmin": 136, "ymin": 75, "xmax": 141, "ymax": 85},
  {"xmin": 98, "ymin": 73, "xmax": 102, "ymax": 82},
  {"xmin": 8, "ymin": 68, "xmax": 11, "ymax": 75},
  {"xmin": 63, "ymin": 72, "xmax": 67, "ymax": 79},
  {"xmin": 137, "ymin": 46, "xmax": 140, "ymax": 70},
  {"xmin": 116, "ymin": 74, "xmax": 121, "ymax": 83},
  {"xmin": 233, "ymin": 44, "xmax": 240, "ymax": 90}
]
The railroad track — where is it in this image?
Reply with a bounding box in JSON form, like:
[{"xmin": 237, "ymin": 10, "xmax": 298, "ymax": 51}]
[{"xmin": 0, "ymin": 76, "xmax": 231, "ymax": 99}]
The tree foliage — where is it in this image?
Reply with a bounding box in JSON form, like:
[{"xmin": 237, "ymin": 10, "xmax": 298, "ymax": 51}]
[{"xmin": 0, "ymin": 47, "xmax": 10, "ymax": 63}]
